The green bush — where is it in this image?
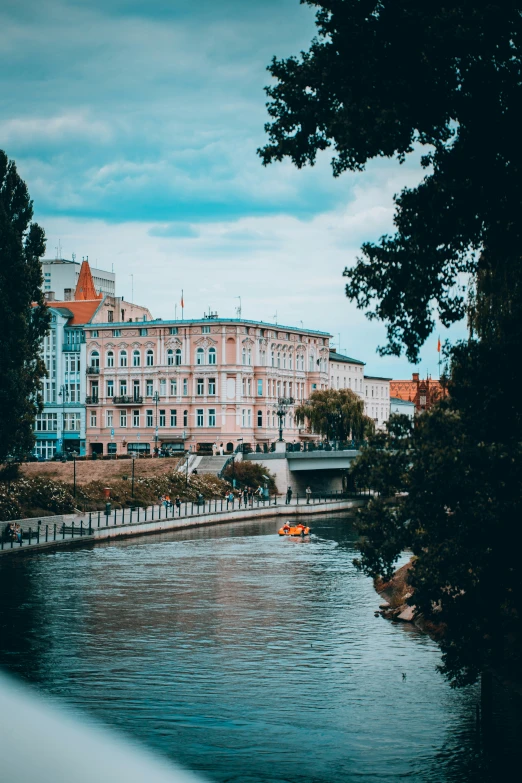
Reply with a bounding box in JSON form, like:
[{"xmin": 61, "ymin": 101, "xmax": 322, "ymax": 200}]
[{"xmin": 222, "ymin": 461, "xmax": 276, "ymax": 491}]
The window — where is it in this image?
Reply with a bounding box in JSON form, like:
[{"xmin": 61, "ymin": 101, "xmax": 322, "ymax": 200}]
[
  {"xmin": 65, "ymin": 383, "xmax": 81, "ymax": 402},
  {"xmin": 113, "ymin": 329, "xmax": 121, "ymax": 337},
  {"xmin": 208, "ymin": 347, "xmax": 216, "ymax": 365},
  {"xmin": 197, "ymin": 378, "xmax": 204, "ymax": 395},
  {"xmin": 170, "ymin": 409, "xmax": 177, "ymax": 427},
  {"xmin": 170, "ymin": 378, "xmax": 177, "ymax": 396},
  {"xmin": 167, "ymin": 349, "xmax": 174, "ymax": 366},
  {"xmin": 133, "ymin": 410, "xmax": 140, "ymax": 427},
  {"xmin": 108, "ymin": 442, "xmax": 117, "ymax": 454},
  {"xmin": 121, "ymin": 310, "xmax": 125, "ymax": 321},
  {"xmin": 133, "ymin": 350, "xmax": 140, "ymax": 367},
  {"xmin": 159, "ymin": 409, "xmax": 166, "ymax": 427},
  {"xmin": 271, "ymin": 351, "xmax": 275, "ymax": 367},
  {"xmin": 139, "ymin": 328, "xmax": 148, "ymax": 336},
  {"xmin": 119, "ymin": 380, "xmax": 127, "ymax": 395},
  {"xmin": 257, "ymin": 380, "xmax": 263, "ymax": 396},
  {"xmin": 63, "ymin": 412, "xmax": 81, "ymax": 431},
  {"xmin": 196, "ymin": 347, "xmax": 204, "ymax": 365},
  {"xmin": 146, "ymin": 380, "xmax": 153, "ymax": 397},
  {"xmin": 202, "ymin": 325, "xmax": 210, "ymax": 333},
  {"xmin": 170, "ymin": 327, "xmax": 178, "ymax": 335},
  {"xmin": 107, "ymin": 380, "xmax": 114, "ymax": 397},
  {"xmin": 183, "ymin": 378, "xmax": 188, "ymax": 396},
  {"xmin": 34, "ymin": 441, "xmax": 56, "ymax": 460},
  {"xmin": 108, "ymin": 311, "xmax": 114, "ymax": 323},
  {"xmin": 35, "ymin": 412, "xmax": 58, "ymax": 431},
  {"xmin": 90, "ymin": 411, "xmax": 97, "ymax": 427},
  {"xmin": 146, "ymin": 349, "xmax": 154, "ymax": 366},
  {"xmin": 257, "ymin": 410, "xmax": 262, "ymax": 426},
  {"xmin": 208, "ymin": 378, "xmax": 216, "ymax": 395},
  {"xmin": 183, "ymin": 410, "xmax": 188, "ymax": 427},
  {"xmin": 120, "ymin": 410, "xmax": 127, "ymax": 428},
  {"xmin": 242, "ymin": 347, "xmax": 246, "ymax": 365},
  {"xmin": 146, "ymin": 410, "xmax": 153, "ymax": 427},
  {"xmin": 160, "ymin": 378, "xmax": 166, "ymax": 396},
  {"xmin": 175, "ymin": 349, "xmax": 182, "ymax": 365},
  {"xmin": 283, "ymin": 353, "xmax": 287, "ymax": 369},
  {"xmin": 133, "ymin": 380, "xmax": 140, "ymax": 400},
  {"xmin": 106, "ymin": 351, "xmax": 114, "ymax": 367},
  {"xmin": 242, "ymin": 409, "xmax": 246, "ymax": 426},
  {"xmin": 208, "ymin": 409, "xmax": 216, "ymax": 427},
  {"xmin": 107, "ymin": 410, "xmax": 113, "ymax": 427},
  {"xmin": 196, "ymin": 409, "xmax": 204, "ymax": 426},
  {"xmin": 90, "ymin": 351, "xmax": 99, "ymax": 368},
  {"xmin": 289, "ymin": 354, "xmax": 293, "ymax": 370}
]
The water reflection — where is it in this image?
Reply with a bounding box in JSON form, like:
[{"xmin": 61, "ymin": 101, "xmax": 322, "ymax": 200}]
[{"xmin": 0, "ymin": 514, "xmax": 520, "ymax": 782}]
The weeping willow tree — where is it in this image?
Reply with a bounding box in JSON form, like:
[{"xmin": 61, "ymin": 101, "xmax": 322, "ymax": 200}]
[{"xmin": 294, "ymin": 388, "xmax": 374, "ymax": 442}]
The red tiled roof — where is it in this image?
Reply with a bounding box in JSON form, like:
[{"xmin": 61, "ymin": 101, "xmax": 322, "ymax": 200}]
[
  {"xmin": 74, "ymin": 260, "xmax": 103, "ymax": 301},
  {"xmin": 51, "ymin": 300, "xmax": 101, "ymax": 324}
]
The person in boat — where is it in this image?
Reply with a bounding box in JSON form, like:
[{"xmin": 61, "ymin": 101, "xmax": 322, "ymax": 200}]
[{"xmin": 282, "ymin": 522, "xmax": 291, "ymax": 532}]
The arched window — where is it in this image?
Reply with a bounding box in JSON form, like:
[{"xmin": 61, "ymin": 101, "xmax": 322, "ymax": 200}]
[
  {"xmin": 283, "ymin": 353, "xmax": 287, "ymax": 369},
  {"xmin": 146, "ymin": 349, "xmax": 154, "ymax": 366},
  {"xmin": 271, "ymin": 351, "xmax": 275, "ymax": 367},
  {"xmin": 119, "ymin": 350, "xmax": 127, "ymax": 367},
  {"xmin": 242, "ymin": 347, "xmax": 246, "ymax": 365},
  {"xmin": 106, "ymin": 350, "xmax": 114, "ymax": 368},
  {"xmin": 277, "ymin": 352, "xmax": 281, "ymax": 368},
  {"xmin": 183, "ymin": 410, "xmax": 188, "ymax": 427},
  {"xmin": 247, "ymin": 348, "xmax": 252, "ymax": 366},
  {"xmin": 133, "ymin": 350, "xmax": 140, "ymax": 367},
  {"xmin": 175, "ymin": 348, "xmax": 182, "ymax": 365},
  {"xmin": 196, "ymin": 347, "xmax": 204, "ymax": 365},
  {"xmin": 208, "ymin": 347, "xmax": 216, "ymax": 365},
  {"xmin": 90, "ymin": 350, "xmax": 99, "ymax": 368},
  {"xmin": 167, "ymin": 349, "xmax": 174, "ymax": 366}
]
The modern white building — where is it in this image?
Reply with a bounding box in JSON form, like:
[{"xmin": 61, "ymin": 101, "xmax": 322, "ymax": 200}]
[
  {"xmin": 390, "ymin": 396, "xmax": 415, "ymax": 420},
  {"xmin": 41, "ymin": 257, "xmax": 115, "ymax": 300}
]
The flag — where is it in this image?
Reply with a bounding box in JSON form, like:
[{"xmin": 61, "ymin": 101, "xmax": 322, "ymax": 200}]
[
  {"xmin": 437, "ymin": 336, "xmax": 441, "ymax": 353},
  {"xmin": 181, "ymin": 290, "xmax": 184, "ymax": 308}
]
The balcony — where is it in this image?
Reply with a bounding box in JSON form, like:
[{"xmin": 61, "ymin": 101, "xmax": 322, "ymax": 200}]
[
  {"xmin": 85, "ymin": 396, "xmax": 99, "ymax": 405},
  {"xmin": 86, "ymin": 366, "xmax": 100, "ymax": 375},
  {"xmin": 62, "ymin": 343, "xmax": 82, "ymax": 352},
  {"xmin": 114, "ymin": 395, "xmax": 143, "ymax": 405}
]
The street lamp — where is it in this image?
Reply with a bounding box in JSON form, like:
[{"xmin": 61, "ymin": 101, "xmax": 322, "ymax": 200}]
[
  {"xmin": 276, "ymin": 397, "xmax": 294, "ymax": 442},
  {"xmin": 153, "ymin": 391, "xmax": 159, "ymax": 456},
  {"xmin": 71, "ymin": 450, "xmax": 78, "ymax": 497},
  {"xmin": 131, "ymin": 453, "xmax": 136, "ymax": 499},
  {"xmin": 58, "ymin": 385, "xmax": 69, "ymax": 459}
]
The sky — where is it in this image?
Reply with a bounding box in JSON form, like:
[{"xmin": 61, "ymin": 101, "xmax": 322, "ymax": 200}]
[{"xmin": 1, "ymin": 0, "xmax": 466, "ymax": 378}]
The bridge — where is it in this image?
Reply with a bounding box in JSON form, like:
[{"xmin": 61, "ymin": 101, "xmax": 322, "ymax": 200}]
[{"xmin": 244, "ymin": 448, "xmax": 361, "ymax": 494}]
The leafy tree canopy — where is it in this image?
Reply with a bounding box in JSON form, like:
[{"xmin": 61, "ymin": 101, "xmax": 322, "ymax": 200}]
[
  {"xmin": 259, "ymin": 1, "xmax": 522, "ymax": 361},
  {"xmin": 0, "ymin": 150, "xmax": 49, "ymax": 462},
  {"xmin": 294, "ymin": 387, "xmax": 374, "ymax": 441}
]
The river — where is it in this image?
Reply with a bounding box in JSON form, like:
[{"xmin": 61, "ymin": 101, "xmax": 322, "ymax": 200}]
[{"xmin": 0, "ymin": 513, "xmax": 520, "ymax": 782}]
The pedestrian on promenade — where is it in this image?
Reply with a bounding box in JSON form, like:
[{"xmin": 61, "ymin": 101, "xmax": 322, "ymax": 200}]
[
  {"xmin": 242, "ymin": 487, "xmax": 248, "ymax": 506},
  {"xmin": 286, "ymin": 486, "xmax": 293, "ymax": 505},
  {"xmin": 219, "ymin": 443, "xmax": 224, "ymax": 456},
  {"xmin": 175, "ymin": 496, "xmax": 181, "ymax": 515},
  {"xmin": 226, "ymin": 491, "xmax": 234, "ymax": 509},
  {"xmin": 306, "ymin": 486, "xmax": 312, "ymax": 504}
]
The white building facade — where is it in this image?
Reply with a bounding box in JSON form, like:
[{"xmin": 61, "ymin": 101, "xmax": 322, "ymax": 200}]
[
  {"xmin": 390, "ymin": 396, "xmax": 415, "ymax": 420},
  {"xmin": 41, "ymin": 258, "xmax": 115, "ymax": 300},
  {"xmin": 329, "ymin": 350, "xmax": 390, "ymax": 430}
]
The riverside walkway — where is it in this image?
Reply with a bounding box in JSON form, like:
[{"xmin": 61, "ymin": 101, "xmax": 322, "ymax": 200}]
[{"xmin": 0, "ymin": 493, "xmax": 365, "ymax": 557}]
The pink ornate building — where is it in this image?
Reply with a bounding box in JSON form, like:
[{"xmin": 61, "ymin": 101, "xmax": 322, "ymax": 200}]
[{"xmin": 85, "ymin": 318, "xmax": 331, "ymax": 456}]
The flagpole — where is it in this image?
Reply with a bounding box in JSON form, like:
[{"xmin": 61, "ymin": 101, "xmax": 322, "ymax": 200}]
[
  {"xmin": 437, "ymin": 334, "xmax": 441, "ymax": 378},
  {"xmin": 181, "ymin": 289, "xmax": 184, "ymax": 320}
]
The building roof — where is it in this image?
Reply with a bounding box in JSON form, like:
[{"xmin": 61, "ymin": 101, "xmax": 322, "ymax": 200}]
[
  {"xmin": 390, "ymin": 396, "xmax": 415, "ymax": 405},
  {"xmin": 329, "ymin": 349, "xmax": 365, "ymax": 365},
  {"xmin": 49, "ymin": 300, "xmax": 103, "ymax": 325},
  {"xmin": 83, "ymin": 317, "xmax": 332, "ymax": 336},
  {"xmin": 74, "ymin": 260, "xmax": 103, "ymax": 301},
  {"xmin": 365, "ymin": 375, "xmax": 392, "ymax": 381}
]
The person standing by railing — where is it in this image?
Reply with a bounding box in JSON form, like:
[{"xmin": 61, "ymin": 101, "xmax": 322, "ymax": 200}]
[{"xmin": 306, "ymin": 486, "xmax": 312, "ymax": 505}]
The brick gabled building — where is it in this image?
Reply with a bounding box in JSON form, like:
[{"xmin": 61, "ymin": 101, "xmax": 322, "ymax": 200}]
[{"xmin": 390, "ymin": 373, "xmax": 443, "ymax": 413}]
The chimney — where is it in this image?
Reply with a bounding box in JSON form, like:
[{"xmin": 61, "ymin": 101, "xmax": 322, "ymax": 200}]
[{"xmin": 412, "ymin": 372, "xmax": 420, "ymax": 382}]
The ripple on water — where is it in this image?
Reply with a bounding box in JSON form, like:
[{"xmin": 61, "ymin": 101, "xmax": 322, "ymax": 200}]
[{"xmin": 0, "ymin": 514, "xmax": 520, "ymax": 783}]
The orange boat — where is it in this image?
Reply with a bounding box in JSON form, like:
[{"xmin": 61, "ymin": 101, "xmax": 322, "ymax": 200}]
[{"xmin": 278, "ymin": 523, "xmax": 311, "ymax": 537}]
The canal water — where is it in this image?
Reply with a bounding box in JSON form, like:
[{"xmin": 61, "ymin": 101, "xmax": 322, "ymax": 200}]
[{"xmin": 0, "ymin": 513, "xmax": 520, "ymax": 782}]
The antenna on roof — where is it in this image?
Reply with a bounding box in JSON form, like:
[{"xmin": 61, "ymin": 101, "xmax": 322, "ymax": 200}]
[
  {"xmin": 72, "ymin": 252, "xmax": 76, "ymax": 262},
  {"xmin": 235, "ymin": 296, "xmax": 242, "ymax": 318}
]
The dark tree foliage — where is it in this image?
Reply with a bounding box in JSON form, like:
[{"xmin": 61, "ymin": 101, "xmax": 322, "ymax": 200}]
[
  {"xmin": 294, "ymin": 388, "xmax": 374, "ymax": 441},
  {"xmin": 260, "ymin": 2, "xmax": 522, "ymax": 687},
  {"xmin": 259, "ymin": 1, "xmax": 522, "ymax": 361},
  {"xmin": 0, "ymin": 150, "xmax": 49, "ymax": 462}
]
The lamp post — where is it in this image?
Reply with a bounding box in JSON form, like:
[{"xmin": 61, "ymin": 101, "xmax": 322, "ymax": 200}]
[
  {"xmin": 71, "ymin": 451, "xmax": 78, "ymax": 497},
  {"xmin": 131, "ymin": 453, "xmax": 136, "ymax": 499},
  {"xmin": 153, "ymin": 391, "xmax": 159, "ymax": 457},
  {"xmin": 58, "ymin": 385, "xmax": 69, "ymax": 459},
  {"xmin": 276, "ymin": 397, "xmax": 294, "ymax": 442}
]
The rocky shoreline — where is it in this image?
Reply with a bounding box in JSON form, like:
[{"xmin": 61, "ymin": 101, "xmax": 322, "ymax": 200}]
[{"xmin": 374, "ymin": 560, "xmax": 441, "ymax": 639}]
